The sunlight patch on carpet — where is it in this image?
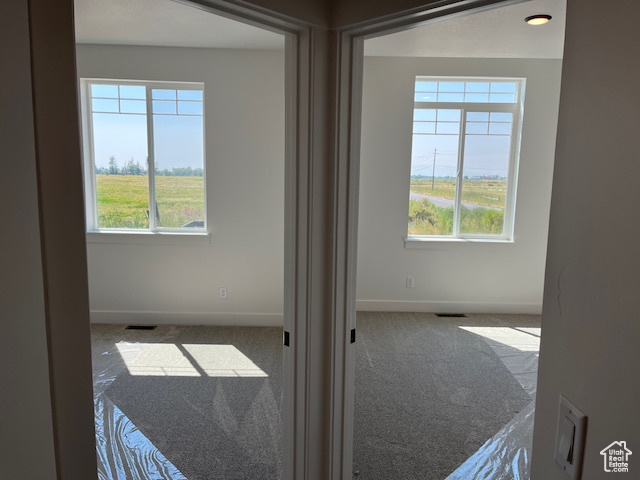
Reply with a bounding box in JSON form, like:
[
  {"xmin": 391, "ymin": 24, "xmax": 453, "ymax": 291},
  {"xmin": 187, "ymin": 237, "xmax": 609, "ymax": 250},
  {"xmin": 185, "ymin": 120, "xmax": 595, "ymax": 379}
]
[{"xmin": 116, "ymin": 343, "xmax": 268, "ymax": 377}]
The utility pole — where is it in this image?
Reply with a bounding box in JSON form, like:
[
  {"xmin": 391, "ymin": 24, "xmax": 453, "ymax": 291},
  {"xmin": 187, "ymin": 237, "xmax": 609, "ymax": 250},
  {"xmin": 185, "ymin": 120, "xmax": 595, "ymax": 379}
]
[{"xmin": 431, "ymin": 148, "xmax": 437, "ymax": 190}]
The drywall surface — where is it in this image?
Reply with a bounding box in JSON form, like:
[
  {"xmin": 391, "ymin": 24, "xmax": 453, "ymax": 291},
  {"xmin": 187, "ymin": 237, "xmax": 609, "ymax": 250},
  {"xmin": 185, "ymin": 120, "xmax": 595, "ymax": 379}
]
[
  {"xmin": 357, "ymin": 57, "xmax": 562, "ymax": 314},
  {"xmin": 0, "ymin": 0, "xmax": 56, "ymax": 477},
  {"xmin": 76, "ymin": 45, "xmax": 285, "ymax": 325},
  {"xmin": 532, "ymin": 2, "xmax": 640, "ymax": 479},
  {"xmin": 234, "ymin": 0, "xmax": 327, "ymax": 27},
  {"xmin": 334, "ymin": 0, "xmax": 464, "ymax": 29}
]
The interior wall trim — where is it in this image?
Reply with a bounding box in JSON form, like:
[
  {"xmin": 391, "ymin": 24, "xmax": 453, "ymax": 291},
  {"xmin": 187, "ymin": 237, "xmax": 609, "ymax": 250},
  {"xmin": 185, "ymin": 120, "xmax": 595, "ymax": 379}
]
[
  {"xmin": 356, "ymin": 300, "xmax": 542, "ymax": 315},
  {"xmin": 90, "ymin": 310, "xmax": 285, "ymax": 326}
]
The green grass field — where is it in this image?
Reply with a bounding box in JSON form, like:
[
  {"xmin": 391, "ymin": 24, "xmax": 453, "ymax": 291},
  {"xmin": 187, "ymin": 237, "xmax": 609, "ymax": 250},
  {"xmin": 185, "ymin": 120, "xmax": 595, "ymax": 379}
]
[
  {"xmin": 96, "ymin": 175, "xmax": 205, "ymax": 229},
  {"xmin": 410, "ymin": 178, "xmax": 507, "ymax": 209},
  {"xmin": 408, "ymin": 198, "xmax": 504, "ymax": 236},
  {"xmin": 95, "ymin": 175, "xmax": 501, "ymax": 234},
  {"xmin": 408, "ymin": 178, "xmax": 506, "ymax": 235}
]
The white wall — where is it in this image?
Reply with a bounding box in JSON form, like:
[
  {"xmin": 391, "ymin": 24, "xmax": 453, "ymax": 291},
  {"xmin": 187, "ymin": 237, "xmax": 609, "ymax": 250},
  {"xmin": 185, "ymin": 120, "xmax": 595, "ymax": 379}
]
[
  {"xmin": 76, "ymin": 45, "xmax": 285, "ymax": 325},
  {"xmin": 357, "ymin": 56, "xmax": 562, "ymax": 314},
  {"xmin": 532, "ymin": 1, "xmax": 640, "ymax": 478}
]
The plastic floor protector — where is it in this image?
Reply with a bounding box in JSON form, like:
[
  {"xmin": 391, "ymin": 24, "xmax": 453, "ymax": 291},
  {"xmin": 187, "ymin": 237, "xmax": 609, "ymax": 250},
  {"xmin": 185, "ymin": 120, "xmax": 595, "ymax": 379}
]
[
  {"xmin": 446, "ymin": 401, "xmax": 535, "ymax": 480},
  {"xmin": 447, "ymin": 324, "xmax": 541, "ymax": 480},
  {"xmin": 92, "ymin": 324, "xmax": 284, "ymax": 480},
  {"xmin": 95, "ymin": 394, "xmax": 187, "ymax": 480},
  {"xmin": 91, "ymin": 320, "xmax": 540, "ymax": 480},
  {"xmin": 92, "ymin": 326, "xmax": 187, "ymax": 480}
]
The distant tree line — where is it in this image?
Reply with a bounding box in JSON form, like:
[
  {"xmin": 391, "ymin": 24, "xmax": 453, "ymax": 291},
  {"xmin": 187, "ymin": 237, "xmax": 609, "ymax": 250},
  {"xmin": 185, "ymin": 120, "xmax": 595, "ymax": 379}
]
[
  {"xmin": 155, "ymin": 166, "xmax": 204, "ymax": 177},
  {"xmin": 410, "ymin": 174, "xmax": 506, "ymax": 183},
  {"xmin": 97, "ymin": 156, "xmax": 203, "ymax": 177}
]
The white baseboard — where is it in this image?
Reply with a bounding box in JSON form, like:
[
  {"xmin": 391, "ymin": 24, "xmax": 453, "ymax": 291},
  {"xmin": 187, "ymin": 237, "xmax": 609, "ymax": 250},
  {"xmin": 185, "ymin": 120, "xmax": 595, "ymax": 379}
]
[
  {"xmin": 90, "ymin": 310, "xmax": 284, "ymax": 326},
  {"xmin": 355, "ymin": 299, "xmax": 542, "ymax": 315},
  {"xmin": 91, "ymin": 301, "xmax": 540, "ymax": 326}
]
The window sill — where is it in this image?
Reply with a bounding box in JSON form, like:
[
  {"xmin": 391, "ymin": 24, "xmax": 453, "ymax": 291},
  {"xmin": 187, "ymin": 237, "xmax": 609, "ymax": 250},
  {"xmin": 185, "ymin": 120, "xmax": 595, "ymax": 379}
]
[
  {"xmin": 86, "ymin": 230, "xmax": 211, "ymax": 246},
  {"xmin": 404, "ymin": 236, "xmax": 514, "ymax": 249}
]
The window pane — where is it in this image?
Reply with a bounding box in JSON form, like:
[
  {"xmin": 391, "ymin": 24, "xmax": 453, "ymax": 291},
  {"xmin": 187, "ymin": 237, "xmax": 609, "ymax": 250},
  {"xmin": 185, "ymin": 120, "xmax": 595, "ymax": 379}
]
[
  {"xmin": 438, "ymin": 82, "xmax": 464, "ymax": 93},
  {"xmin": 413, "ymin": 122, "xmax": 436, "ymax": 134},
  {"xmin": 152, "ymin": 89, "xmax": 177, "ymax": 100},
  {"xmin": 489, "ymin": 93, "xmax": 516, "ymax": 103},
  {"xmin": 490, "ymin": 82, "xmax": 517, "ymax": 93},
  {"xmin": 120, "ymin": 99, "xmax": 146, "ymax": 114},
  {"xmin": 488, "ymin": 122, "xmax": 512, "ymax": 135},
  {"xmin": 466, "ymin": 122, "xmax": 488, "ymax": 135},
  {"xmin": 153, "ymin": 100, "xmax": 177, "ymax": 115},
  {"xmin": 409, "ymin": 77, "xmax": 522, "ymax": 239},
  {"xmin": 490, "ymin": 112, "xmax": 513, "ymax": 122},
  {"xmin": 414, "ymin": 80, "xmax": 519, "ymax": 104},
  {"xmin": 415, "ymin": 81, "xmax": 438, "ymax": 92},
  {"xmin": 459, "ymin": 111, "xmax": 513, "ymax": 235},
  {"xmin": 465, "ymin": 82, "xmax": 490, "ymax": 93},
  {"xmin": 178, "ymin": 101, "xmax": 203, "ymax": 115},
  {"xmin": 92, "ymin": 98, "xmax": 119, "ymax": 113},
  {"xmin": 153, "ymin": 113, "xmax": 205, "ymax": 228},
  {"xmin": 92, "ymin": 113, "xmax": 149, "ymax": 229},
  {"xmin": 178, "ymin": 90, "xmax": 203, "ymax": 101},
  {"xmin": 91, "ymin": 84, "xmax": 118, "ymax": 98},
  {"xmin": 437, "ymin": 110, "xmax": 461, "ymax": 122},
  {"xmin": 408, "ymin": 108, "xmax": 461, "ymax": 236},
  {"xmin": 414, "ymin": 109, "xmax": 436, "ymax": 121},
  {"xmin": 436, "ymin": 122, "xmax": 460, "ymax": 135},
  {"xmin": 489, "ymin": 112, "xmax": 514, "ymax": 136},
  {"xmin": 464, "ymin": 93, "xmax": 489, "ymax": 103},
  {"xmin": 415, "ymin": 93, "xmax": 436, "ymax": 102},
  {"xmin": 438, "ymin": 93, "xmax": 464, "ymax": 102},
  {"xmin": 467, "ymin": 112, "xmax": 489, "ymax": 122},
  {"xmin": 119, "ymin": 85, "xmax": 146, "ymax": 99}
]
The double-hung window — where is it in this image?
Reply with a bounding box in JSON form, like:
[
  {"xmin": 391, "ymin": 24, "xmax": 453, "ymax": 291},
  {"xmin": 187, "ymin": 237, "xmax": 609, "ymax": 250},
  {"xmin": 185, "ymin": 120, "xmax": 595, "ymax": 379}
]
[
  {"xmin": 408, "ymin": 77, "xmax": 524, "ymax": 240},
  {"xmin": 81, "ymin": 79, "xmax": 206, "ymax": 232}
]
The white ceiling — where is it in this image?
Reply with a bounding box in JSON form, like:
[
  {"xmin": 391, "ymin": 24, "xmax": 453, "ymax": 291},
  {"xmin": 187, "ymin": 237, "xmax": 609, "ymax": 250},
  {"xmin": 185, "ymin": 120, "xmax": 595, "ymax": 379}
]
[
  {"xmin": 364, "ymin": 0, "xmax": 566, "ymax": 58},
  {"xmin": 74, "ymin": 0, "xmax": 284, "ymax": 49},
  {"xmin": 75, "ymin": 0, "xmax": 565, "ymax": 58}
]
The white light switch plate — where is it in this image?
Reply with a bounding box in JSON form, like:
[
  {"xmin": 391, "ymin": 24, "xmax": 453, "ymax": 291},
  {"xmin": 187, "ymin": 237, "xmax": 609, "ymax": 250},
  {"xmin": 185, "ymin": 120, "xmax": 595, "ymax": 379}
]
[{"xmin": 555, "ymin": 395, "xmax": 587, "ymax": 479}]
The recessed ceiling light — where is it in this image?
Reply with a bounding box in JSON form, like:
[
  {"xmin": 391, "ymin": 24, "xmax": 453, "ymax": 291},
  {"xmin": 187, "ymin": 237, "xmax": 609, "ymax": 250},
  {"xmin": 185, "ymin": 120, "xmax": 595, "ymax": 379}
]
[{"xmin": 525, "ymin": 14, "xmax": 552, "ymax": 26}]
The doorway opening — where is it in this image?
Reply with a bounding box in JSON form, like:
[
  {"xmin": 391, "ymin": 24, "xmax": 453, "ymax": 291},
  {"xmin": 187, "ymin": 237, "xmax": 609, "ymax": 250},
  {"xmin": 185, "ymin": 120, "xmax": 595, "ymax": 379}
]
[
  {"xmin": 352, "ymin": 1, "xmax": 565, "ymax": 477},
  {"xmin": 75, "ymin": 0, "xmax": 290, "ymax": 477}
]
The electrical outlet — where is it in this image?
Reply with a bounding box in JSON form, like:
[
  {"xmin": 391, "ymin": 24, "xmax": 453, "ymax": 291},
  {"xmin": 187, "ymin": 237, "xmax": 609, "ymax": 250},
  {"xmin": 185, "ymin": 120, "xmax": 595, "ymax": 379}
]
[
  {"xmin": 219, "ymin": 287, "xmax": 228, "ymax": 299},
  {"xmin": 406, "ymin": 276, "xmax": 414, "ymax": 288}
]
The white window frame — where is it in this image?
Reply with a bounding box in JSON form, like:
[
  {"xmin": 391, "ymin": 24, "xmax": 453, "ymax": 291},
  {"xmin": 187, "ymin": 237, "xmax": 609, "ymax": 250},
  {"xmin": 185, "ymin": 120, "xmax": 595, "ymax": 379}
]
[
  {"xmin": 79, "ymin": 78, "xmax": 207, "ymax": 235},
  {"xmin": 407, "ymin": 76, "xmax": 525, "ymax": 243}
]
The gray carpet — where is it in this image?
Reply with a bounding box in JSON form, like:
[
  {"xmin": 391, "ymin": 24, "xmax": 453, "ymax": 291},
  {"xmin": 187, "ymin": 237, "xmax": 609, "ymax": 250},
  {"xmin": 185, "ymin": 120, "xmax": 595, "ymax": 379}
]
[
  {"xmin": 91, "ymin": 313, "xmax": 538, "ymax": 479},
  {"xmin": 99, "ymin": 326, "xmax": 283, "ymax": 480},
  {"xmin": 352, "ymin": 312, "xmax": 534, "ymax": 479}
]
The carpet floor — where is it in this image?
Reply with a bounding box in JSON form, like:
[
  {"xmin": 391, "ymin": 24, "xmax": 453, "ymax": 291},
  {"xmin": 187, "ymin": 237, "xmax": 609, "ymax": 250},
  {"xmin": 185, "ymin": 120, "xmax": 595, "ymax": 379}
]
[
  {"xmin": 91, "ymin": 313, "xmax": 540, "ymax": 479},
  {"xmin": 93, "ymin": 325, "xmax": 282, "ymax": 480},
  {"xmin": 352, "ymin": 312, "xmax": 538, "ymax": 480}
]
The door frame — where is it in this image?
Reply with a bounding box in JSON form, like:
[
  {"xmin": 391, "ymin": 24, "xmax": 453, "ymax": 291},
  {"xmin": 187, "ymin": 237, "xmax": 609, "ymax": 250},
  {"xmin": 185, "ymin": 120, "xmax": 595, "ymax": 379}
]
[
  {"xmin": 330, "ymin": 1, "xmax": 524, "ymax": 477},
  {"xmin": 30, "ymin": 0, "xmax": 527, "ymax": 478}
]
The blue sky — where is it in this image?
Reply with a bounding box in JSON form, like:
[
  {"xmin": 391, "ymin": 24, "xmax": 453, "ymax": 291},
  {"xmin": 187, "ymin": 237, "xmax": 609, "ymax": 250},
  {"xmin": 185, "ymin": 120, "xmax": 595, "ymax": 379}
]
[
  {"xmin": 411, "ymin": 133, "xmax": 512, "ymax": 178},
  {"xmin": 90, "ymin": 83, "xmax": 204, "ymax": 171},
  {"xmin": 411, "ymin": 108, "xmax": 513, "ymax": 178},
  {"xmin": 92, "ymin": 113, "xmax": 204, "ymax": 170}
]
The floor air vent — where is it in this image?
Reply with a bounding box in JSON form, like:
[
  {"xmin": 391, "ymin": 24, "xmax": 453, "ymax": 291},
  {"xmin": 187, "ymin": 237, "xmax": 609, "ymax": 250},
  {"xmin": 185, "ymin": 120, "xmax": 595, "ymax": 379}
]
[
  {"xmin": 435, "ymin": 313, "xmax": 467, "ymax": 318},
  {"xmin": 125, "ymin": 325, "xmax": 158, "ymax": 330}
]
